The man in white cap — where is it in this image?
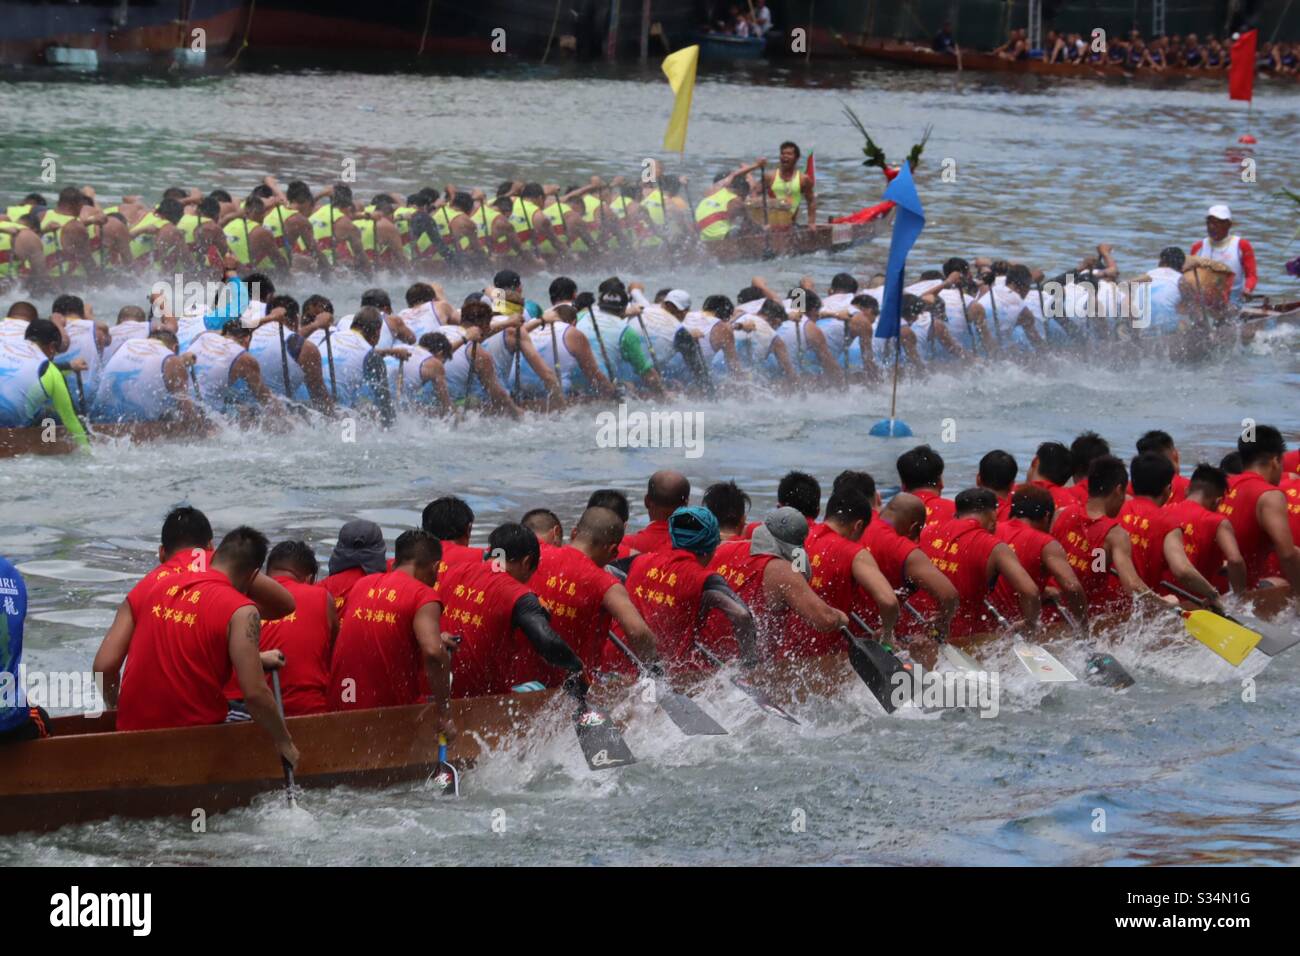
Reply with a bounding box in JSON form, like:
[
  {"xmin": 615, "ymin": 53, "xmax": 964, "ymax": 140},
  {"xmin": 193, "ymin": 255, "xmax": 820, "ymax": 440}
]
[{"xmin": 1190, "ymin": 204, "xmax": 1257, "ymax": 302}]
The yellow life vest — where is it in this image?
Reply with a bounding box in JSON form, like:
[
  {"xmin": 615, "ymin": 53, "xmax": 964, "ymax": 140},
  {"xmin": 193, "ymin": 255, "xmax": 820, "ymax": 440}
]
[
  {"xmin": 539, "ymin": 203, "xmax": 567, "ymax": 255},
  {"xmin": 640, "ymin": 191, "xmax": 668, "ymax": 248},
  {"xmin": 223, "ymin": 217, "xmax": 257, "ymax": 265},
  {"xmin": 771, "ymin": 169, "xmax": 803, "ymax": 211},
  {"xmin": 393, "ymin": 205, "xmax": 415, "ymax": 239},
  {"xmin": 264, "ymin": 207, "xmax": 306, "ymax": 254},
  {"xmin": 308, "ymin": 204, "xmax": 343, "ymax": 263},
  {"xmin": 509, "ymin": 197, "xmax": 542, "ymax": 250},
  {"xmin": 695, "ymin": 188, "xmax": 737, "ymax": 242},
  {"xmin": 128, "ymin": 209, "xmax": 169, "ymax": 260},
  {"xmin": 5, "ymin": 203, "xmax": 32, "ymax": 221},
  {"xmin": 40, "ymin": 209, "xmax": 84, "ymax": 274}
]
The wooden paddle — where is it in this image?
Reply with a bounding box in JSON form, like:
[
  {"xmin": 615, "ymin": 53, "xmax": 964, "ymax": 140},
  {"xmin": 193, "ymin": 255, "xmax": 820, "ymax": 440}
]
[
  {"xmin": 981, "ymin": 600, "xmax": 1077, "ymax": 682},
  {"xmin": 690, "ymin": 640, "xmax": 800, "ymax": 724},
  {"xmin": 270, "ymin": 670, "xmax": 299, "ymax": 809},
  {"xmin": 1158, "ymin": 581, "xmax": 1294, "ymax": 658},
  {"xmin": 607, "ymin": 631, "xmax": 727, "ymax": 735}
]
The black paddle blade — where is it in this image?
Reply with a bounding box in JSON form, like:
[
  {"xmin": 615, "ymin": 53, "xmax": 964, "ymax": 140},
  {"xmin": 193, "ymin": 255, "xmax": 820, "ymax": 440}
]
[
  {"xmin": 573, "ymin": 705, "xmax": 636, "ymax": 771},
  {"xmin": 843, "ymin": 629, "xmax": 913, "ymax": 714},
  {"xmin": 1085, "ymin": 653, "xmax": 1135, "ymax": 689},
  {"xmin": 427, "ymin": 761, "xmax": 460, "ymax": 796},
  {"xmin": 730, "ymin": 675, "xmax": 800, "ymax": 725},
  {"xmin": 655, "ymin": 684, "xmax": 728, "ymax": 735}
]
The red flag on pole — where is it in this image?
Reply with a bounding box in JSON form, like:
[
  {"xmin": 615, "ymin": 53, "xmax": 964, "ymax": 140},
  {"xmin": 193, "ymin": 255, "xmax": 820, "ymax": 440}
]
[
  {"xmin": 1229, "ymin": 30, "xmax": 1257, "ymax": 102},
  {"xmin": 804, "ymin": 150, "xmax": 815, "ymax": 187}
]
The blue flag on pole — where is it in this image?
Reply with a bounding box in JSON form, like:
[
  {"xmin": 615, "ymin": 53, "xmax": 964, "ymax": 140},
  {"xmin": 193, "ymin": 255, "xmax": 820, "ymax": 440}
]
[{"xmin": 874, "ymin": 162, "xmax": 926, "ymax": 342}]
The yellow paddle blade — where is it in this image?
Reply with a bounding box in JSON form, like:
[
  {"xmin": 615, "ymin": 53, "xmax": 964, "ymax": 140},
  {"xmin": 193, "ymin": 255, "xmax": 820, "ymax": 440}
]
[{"xmin": 1184, "ymin": 610, "xmax": 1261, "ymax": 666}]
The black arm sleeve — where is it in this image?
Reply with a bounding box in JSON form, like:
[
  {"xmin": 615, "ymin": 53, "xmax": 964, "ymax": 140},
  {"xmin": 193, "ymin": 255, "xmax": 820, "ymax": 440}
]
[{"xmin": 512, "ymin": 593, "xmax": 583, "ymax": 673}]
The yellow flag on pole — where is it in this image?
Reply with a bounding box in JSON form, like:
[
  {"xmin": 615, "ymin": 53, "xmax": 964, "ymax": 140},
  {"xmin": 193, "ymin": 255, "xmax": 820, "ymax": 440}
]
[{"xmin": 661, "ymin": 45, "xmax": 699, "ymax": 153}]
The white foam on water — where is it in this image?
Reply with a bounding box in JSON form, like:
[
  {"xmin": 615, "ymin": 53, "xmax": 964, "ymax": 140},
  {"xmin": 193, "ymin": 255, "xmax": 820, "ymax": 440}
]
[
  {"xmin": 30, "ymin": 608, "xmax": 117, "ymax": 630},
  {"xmin": 14, "ymin": 560, "xmax": 137, "ymax": 583}
]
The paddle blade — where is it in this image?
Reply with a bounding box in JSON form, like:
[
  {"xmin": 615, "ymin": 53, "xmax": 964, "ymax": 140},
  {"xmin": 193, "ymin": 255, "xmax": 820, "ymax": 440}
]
[
  {"xmin": 940, "ymin": 643, "xmax": 982, "ymax": 672},
  {"xmin": 1255, "ymin": 625, "xmax": 1300, "ymax": 658},
  {"xmin": 844, "ymin": 629, "xmax": 913, "ymax": 713},
  {"xmin": 428, "ymin": 762, "xmax": 460, "ymax": 796},
  {"xmin": 1085, "ymin": 652, "xmax": 1135, "ymax": 689},
  {"xmin": 655, "ymin": 684, "xmax": 728, "ymax": 736},
  {"xmin": 1012, "ymin": 643, "xmax": 1077, "ymax": 682},
  {"xmin": 573, "ymin": 705, "xmax": 636, "ymax": 771},
  {"xmin": 730, "ymin": 675, "xmax": 800, "ymax": 724},
  {"xmin": 1184, "ymin": 609, "xmax": 1261, "ymax": 665},
  {"xmin": 869, "ymin": 418, "xmax": 913, "ymax": 438}
]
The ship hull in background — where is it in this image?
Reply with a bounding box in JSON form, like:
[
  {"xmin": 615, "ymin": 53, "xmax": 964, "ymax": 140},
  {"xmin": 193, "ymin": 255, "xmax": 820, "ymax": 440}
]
[
  {"xmin": 242, "ymin": 0, "xmax": 701, "ymax": 61},
  {"xmin": 0, "ymin": 0, "xmax": 245, "ymax": 68}
]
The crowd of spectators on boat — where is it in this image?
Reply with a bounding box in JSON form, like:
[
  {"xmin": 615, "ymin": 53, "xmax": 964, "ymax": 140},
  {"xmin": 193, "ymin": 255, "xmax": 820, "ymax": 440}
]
[
  {"xmin": 708, "ymin": 2, "xmax": 773, "ymax": 38},
  {"xmin": 931, "ymin": 24, "xmax": 1297, "ymax": 75}
]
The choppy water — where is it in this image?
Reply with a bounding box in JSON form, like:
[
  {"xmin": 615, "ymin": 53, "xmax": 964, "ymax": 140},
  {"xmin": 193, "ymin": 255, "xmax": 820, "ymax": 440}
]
[{"xmin": 1, "ymin": 62, "xmax": 1299, "ymax": 865}]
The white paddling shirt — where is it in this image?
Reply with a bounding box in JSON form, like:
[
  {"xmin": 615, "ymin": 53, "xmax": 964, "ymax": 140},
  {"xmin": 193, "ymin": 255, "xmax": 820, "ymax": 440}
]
[
  {"xmin": 385, "ymin": 344, "xmax": 438, "ymax": 406},
  {"xmin": 60, "ymin": 318, "xmax": 102, "ymax": 396},
  {"xmin": 399, "ymin": 302, "xmax": 442, "ymax": 341},
  {"xmin": 94, "ymin": 337, "xmax": 173, "ymax": 422},
  {"xmin": 1190, "ymin": 234, "xmax": 1253, "ymax": 294},
  {"xmin": 248, "ymin": 322, "xmax": 305, "ymax": 398},
  {"xmin": 102, "ymin": 321, "xmax": 148, "ymax": 364},
  {"xmin": 0, "ymin": 337, "xmax": 51, "ymax": 426},
  {"xmin": 524, "ymin": 323, "xmax": 580, "ymax": 396},
  {"xmin": 185, "ymin": 331, "xmax": 249, "ymax": 408},
  {"xmin": 304, "ymin": 327, "xmax": 372, "ymax": 406}
]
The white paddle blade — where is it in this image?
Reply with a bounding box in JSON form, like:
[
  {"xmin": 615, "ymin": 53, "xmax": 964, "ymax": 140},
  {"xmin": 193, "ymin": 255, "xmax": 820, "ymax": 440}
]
[
  {"xmin": 1013, "ymin": 643, "xmax": 1077, "ymax": 682},
  {"xmin": 941, "ymin": 644, "xmax": 982, "ymax": 672}
]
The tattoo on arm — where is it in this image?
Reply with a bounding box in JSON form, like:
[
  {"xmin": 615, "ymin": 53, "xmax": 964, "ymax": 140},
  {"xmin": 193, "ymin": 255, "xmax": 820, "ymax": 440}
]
[{"xmin": 244, "ymin": 611, "xmax": 261, "ymax": 648}]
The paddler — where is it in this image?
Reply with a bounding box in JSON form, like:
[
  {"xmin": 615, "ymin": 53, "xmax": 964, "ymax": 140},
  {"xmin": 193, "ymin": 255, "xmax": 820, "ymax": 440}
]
[
  {"xmin": 989, "ymin": 486, "xmax": 1086, "ymax": 624},
  {"xmin": 1162, "ymin": 464, "xmax": 1247, "ymax": 595},
  {"xmin": 183, "ymin": 315, "xmax": 280, "ymax": 415},
  {"xmin": 421, "ymin": 496, "xmax": 485, "ymax": 576},
  {"xmin": 704, "ymin": 479, "xmax": 754, "ymax": 541},
  {"xmin": 1119, "ymin": 452, "xmax": 1223, "ymax": 602},
  {"xmin": 1132, "ymin": 429, "xmax": 1190, "ymax": 503},
  {"xmin": 435, "ymin": 522, "xmax": 587, "ymax": 698},
  {"xmin": 578, "ymin": 278, "xmax": 665, "ymax": 397},
  {"xmin": 700, "ymin": 506, "xmax": 850, "ymax": 662},
  {"xmin": 225, "ymin": 541, "xmax": 337, "ymax": 718},
  {"xmin": 94, "ymin": 507, "xmax": 295, "ymax": 706},
  {"xmin": 0, "ymin": 319, "xmax": 88, "ymax": 445},
  {"xmin": 92, "ymin": 329, "xmax": 202, "ymax": 426},
  {"xmin": 1189, "ymin": 204, "xmax": 1257, "ymax": 302},
  {"xmin": 1067, "ymin": 431, "xmax": 1111, "ymax": 505},
  {"xmin": 1219, "ymin": 425, "xmax": 1300, "ymax": 600},
  {"xmin": 909, "ymin": 488, "xmax": 1041, "ymax": 639},
  {"xmin": 976, "ymin": 449, "xmax": 1018, "ymax": 522},
  {"xmin": 694, "ymin": 160, "xmax": 765, "ymax": 242},
  {"xmin": 787, "ymin": 487, "xmax": 901, "ymax": 654},
  {"xmin": 308, "ymin": 183, "xmax": 369, "ymax": 272},
  {"xmin": 1052, "ymin": 455, "xmax": 1151, "ymax": 613},
  {"xmin": 322, "ymin": 519, "xmax": 388, "ymax": 614},
  {"xmin": 763, "ymin": 141, "xmax": 816, "ymax": 226},
  {"xmin": 327, "ymin": 530, "xmax": 454, "ymax": 730},
  {"xmin": 48, "ymin": 294, "xmax": 107, "ymax": 398},
  {"xmin": 0, "ymin": 557, "xmax": 48, "ymax": 745},
  {"xmin": 528, "ymin": 506, "xmax": 664, "ymax": 674},
  {"xmin": 521, "ymin": 508, "xmax": 564, "ymax": 547},
  {"xmin": 612, "ymin": 506, "xmax": 756, "ymax": 671},
  {"xmin": 624, "ymin": 470, "xmax": 691, "ymax": 554},
  {"xmin": 114, "ymin": 526, "xmax": 299, "ymax": 775},
  {"xmin": 1023, "ymin": 441, "xmax": 1078, "ymax": 512},
  {"xmin": 897, "ymin": 444, "xmax": 956, "ymax": 530},
  {"xmin": 439, "ymin": 300, "xmax": 525, "ymax": 418},
  {"xmin": 860, "ymin": 491, "xmax": 959, "ymax": 637}
]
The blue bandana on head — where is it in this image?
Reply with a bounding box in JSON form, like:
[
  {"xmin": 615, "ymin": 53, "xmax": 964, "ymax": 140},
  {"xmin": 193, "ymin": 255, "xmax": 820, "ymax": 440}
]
[{"xmin": 668, "ymin": 506, "xmax": 720, "ymax": 556}]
